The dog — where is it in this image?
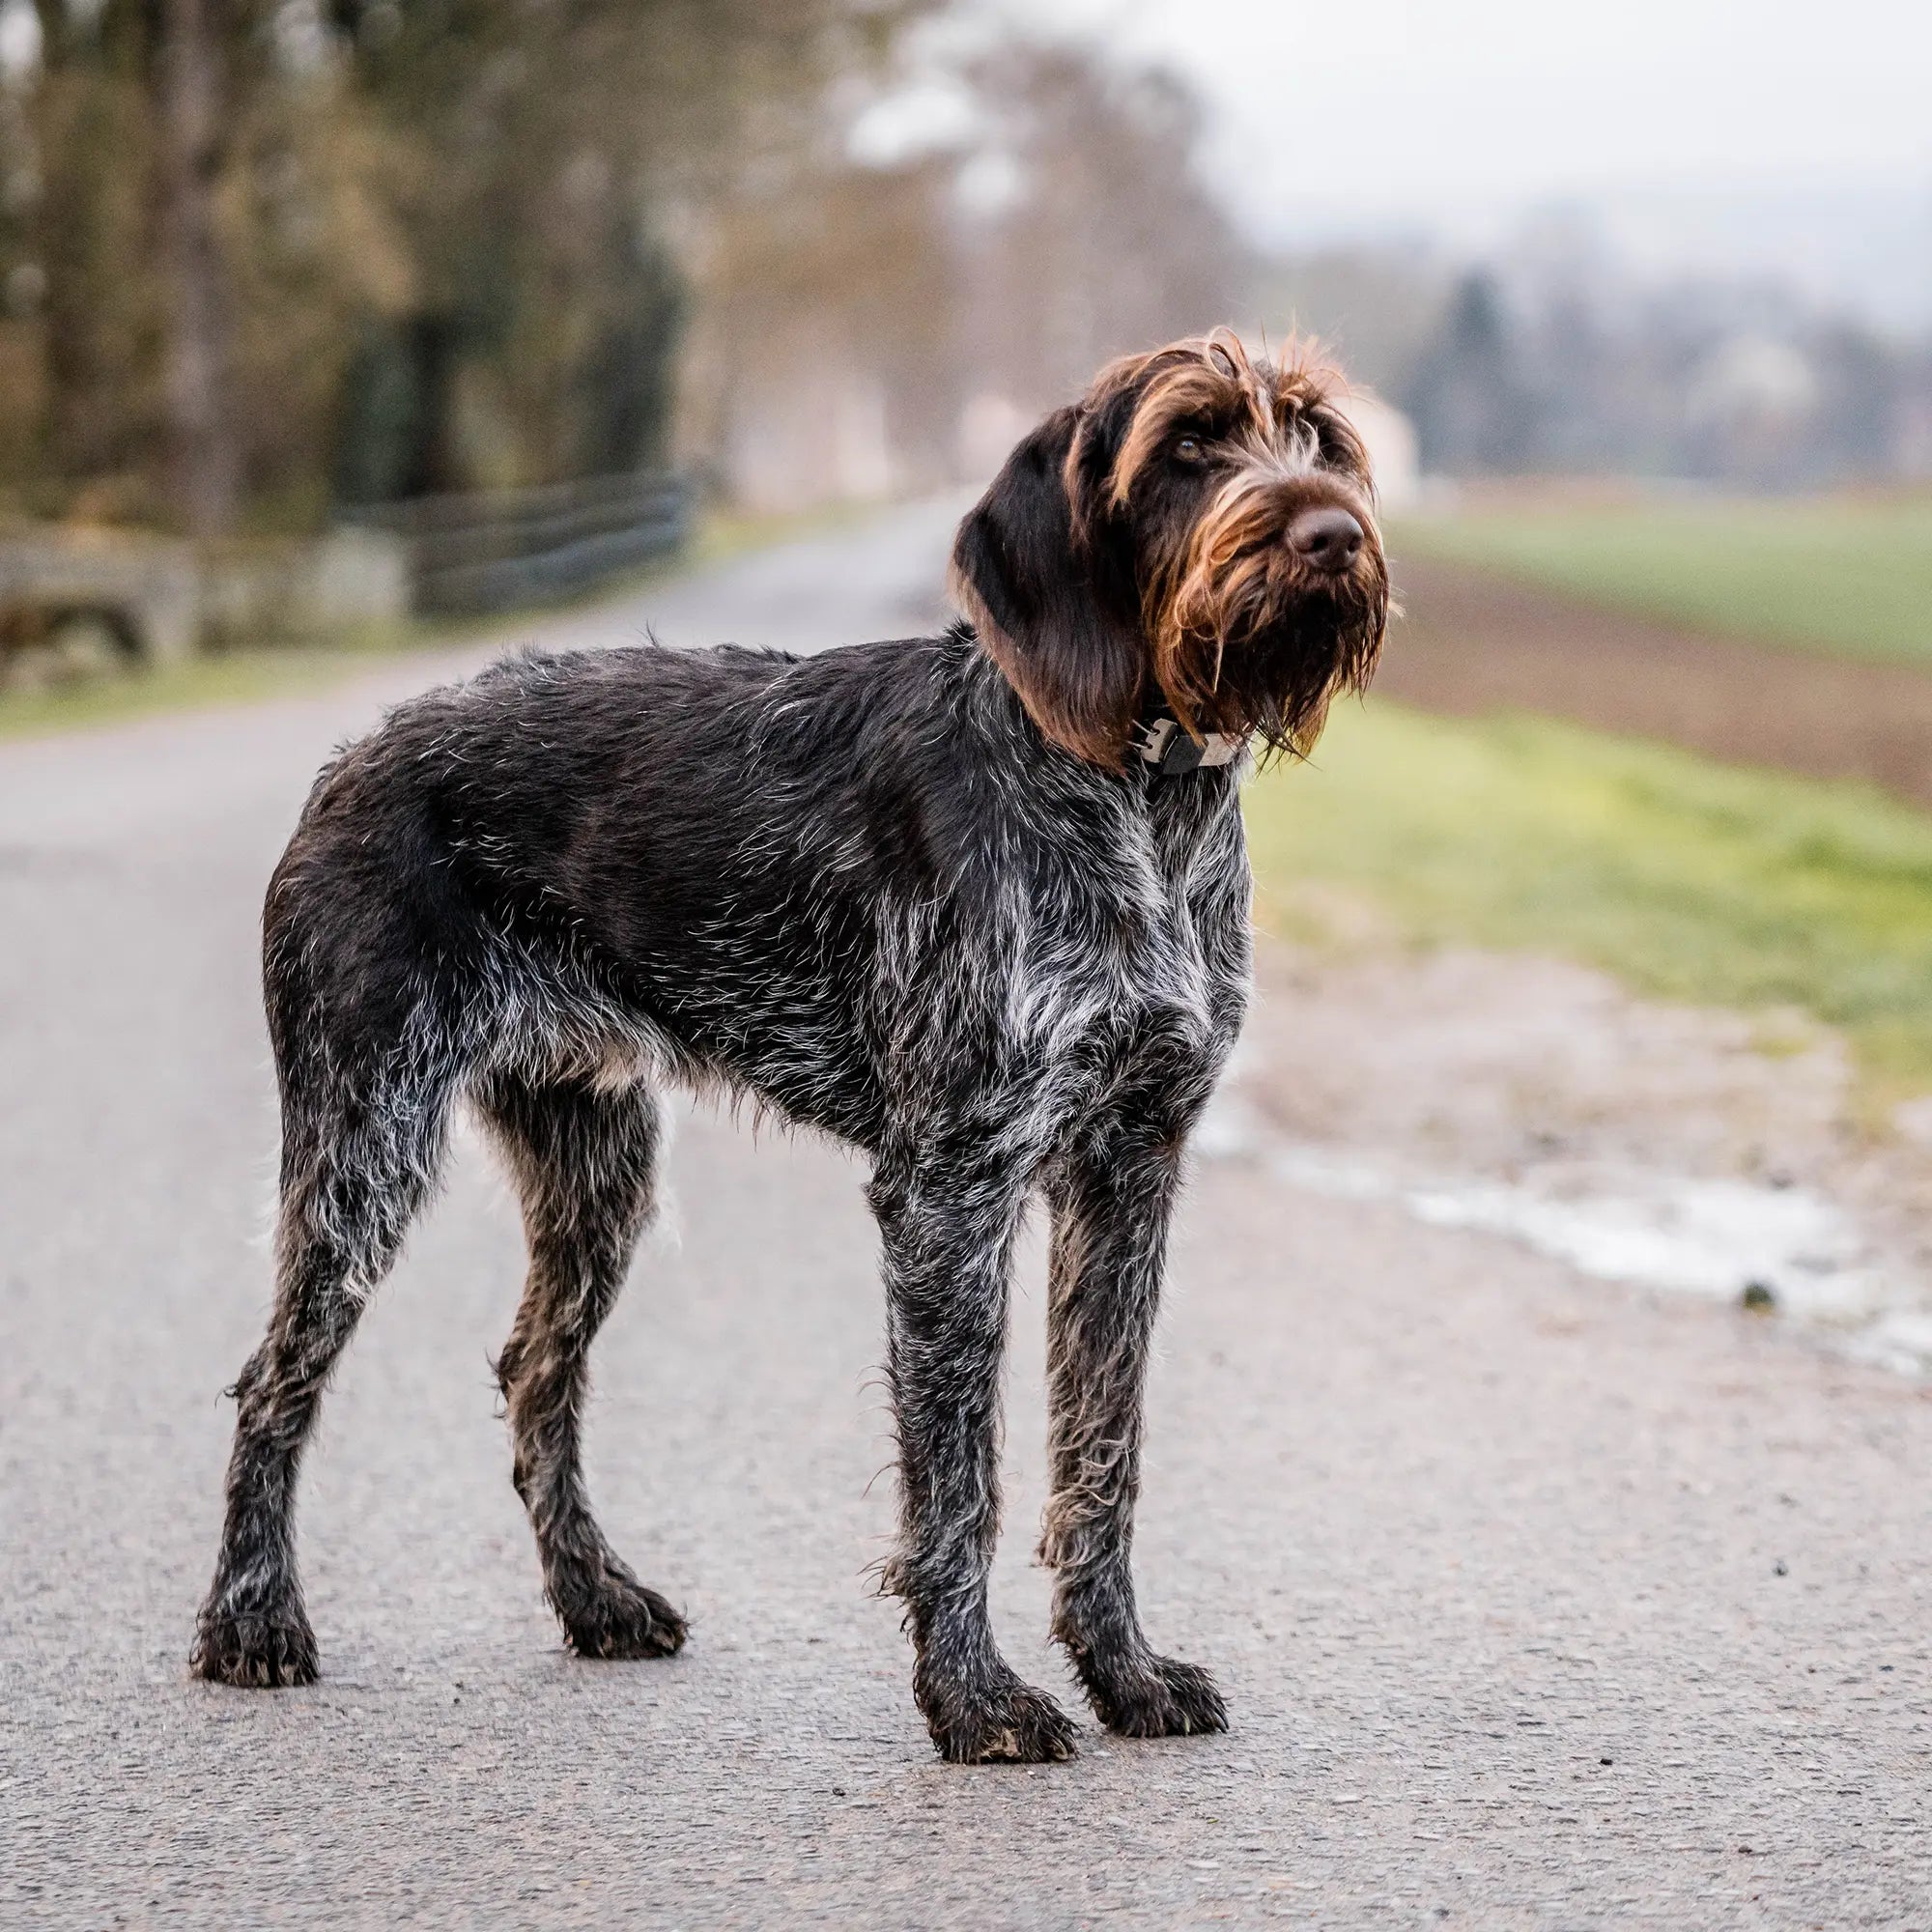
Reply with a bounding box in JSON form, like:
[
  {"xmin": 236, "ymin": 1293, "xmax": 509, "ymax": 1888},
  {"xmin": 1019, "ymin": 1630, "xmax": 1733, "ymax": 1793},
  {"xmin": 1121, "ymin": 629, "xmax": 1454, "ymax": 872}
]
[{"xmin": 189, "ymin": 330, "xmax": 1389, "ymax": 1764}]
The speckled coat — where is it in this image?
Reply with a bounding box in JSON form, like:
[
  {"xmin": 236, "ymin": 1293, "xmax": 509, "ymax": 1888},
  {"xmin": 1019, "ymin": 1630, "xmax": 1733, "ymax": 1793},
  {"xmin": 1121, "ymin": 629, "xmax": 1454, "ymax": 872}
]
[{"xmin": 191, "ymin": 332, "xmax": 1388, "ymax": 1765}]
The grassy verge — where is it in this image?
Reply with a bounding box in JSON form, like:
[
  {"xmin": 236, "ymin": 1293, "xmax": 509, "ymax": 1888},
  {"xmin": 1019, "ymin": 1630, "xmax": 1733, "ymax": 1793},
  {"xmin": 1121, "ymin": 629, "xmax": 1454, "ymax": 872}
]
[
  {"xmin": 0, "ymin": 620, "xmax": 439, "ymax": 743},
  {"xmin": 1394, "ymin": 494, "xmax": 1932, "ymax": 667},
  {"xmin": 1244, "ymin": 700, "xmax": 1932, "ymax": 1099},
  {"xmin": 0, "ymin": 558, "xmax": 704, "ymax": 746},
  {"xmin": 0, "ymin": 498, "xmax": 902, "ymax": 746}
]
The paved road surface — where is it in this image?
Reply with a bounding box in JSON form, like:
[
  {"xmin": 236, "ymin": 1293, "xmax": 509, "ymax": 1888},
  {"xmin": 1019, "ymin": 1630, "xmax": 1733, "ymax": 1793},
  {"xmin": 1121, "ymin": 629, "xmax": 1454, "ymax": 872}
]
[{"xmin": 4, "ymin": 505, "xmax": 1930, "ymax": 1927}]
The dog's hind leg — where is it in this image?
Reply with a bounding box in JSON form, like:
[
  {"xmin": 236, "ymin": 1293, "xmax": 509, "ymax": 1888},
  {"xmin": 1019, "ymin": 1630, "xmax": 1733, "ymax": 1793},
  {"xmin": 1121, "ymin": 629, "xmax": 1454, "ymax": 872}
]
[
  {"xmin": 1038, "ymin": 1113, "xmax": 1227, "ymax": 1739},
  {"xmin": 191, "ymin": 1009, "xmax": 460, "ymax": 1688},
  {"xmin": 475, "ymin": 1070, "xmax": 686, "ymax": 1662}
]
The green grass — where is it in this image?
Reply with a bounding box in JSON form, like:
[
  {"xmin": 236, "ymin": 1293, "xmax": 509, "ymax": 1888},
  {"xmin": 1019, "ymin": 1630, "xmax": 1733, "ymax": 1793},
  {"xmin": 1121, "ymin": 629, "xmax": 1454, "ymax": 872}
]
[
  {"xmin": 1244, "ymin": 700, "xmax": 1932, "ymax": 1096},
  {"xmin": 1395, "ymin": 495, "xmax": 1932, "ymax": 666}
]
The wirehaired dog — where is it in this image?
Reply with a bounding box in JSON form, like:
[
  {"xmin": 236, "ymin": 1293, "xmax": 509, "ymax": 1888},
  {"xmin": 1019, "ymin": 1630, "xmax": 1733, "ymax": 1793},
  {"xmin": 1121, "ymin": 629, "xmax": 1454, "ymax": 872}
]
[{"xmin": 190, "ymin": 331, "xmax": 1389, "ymax": 1764}]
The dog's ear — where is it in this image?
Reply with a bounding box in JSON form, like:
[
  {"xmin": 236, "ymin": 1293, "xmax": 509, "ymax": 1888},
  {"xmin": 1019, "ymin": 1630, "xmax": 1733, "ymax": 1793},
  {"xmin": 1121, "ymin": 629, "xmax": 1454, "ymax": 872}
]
[{"xmin": 949, "ymin": 406, "xmax": 1145, "ymax": 768}]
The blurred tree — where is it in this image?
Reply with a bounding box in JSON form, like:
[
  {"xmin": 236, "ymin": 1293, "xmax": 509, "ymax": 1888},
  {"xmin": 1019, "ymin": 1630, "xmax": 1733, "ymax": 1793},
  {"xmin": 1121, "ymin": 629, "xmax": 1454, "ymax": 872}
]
[
  {"xmin": 2, "ymin": 8, "xmax": 1925, "ymax": 526},
  {"xmin": 679, "ymin": 148, "xmax": 965, "ymax": 508},
  {"xmin": 21, "ymin": 1, "xmax": 168, "ymax": 517},
  {"xmin": 321, "ymin": 0, "xmax": 923, "ymax": 499},
  {"xmin": 1811, "ymin": 325, "xmax": 1904, "ymax": 481},
  {"xmin": 675, "ymin": 35, "xmax": 1251, "ymax": 508},
  {"xmin": 0, "ymin": 85, "xmax": 43, "ymax": 494},
  {"xmin": 154, "ymin": 0, "xmax": 250, "ymax": 534},
  {"xmin": 962, "ymin": 45, "xmax": 1247, "ymax": 411},
  {"xmin": 3, "ymin": 0, "xmax": 933, "ymax": 528},
  {"xmin": 1405, "ymin": 271, "xmax": 1539, "ymax": 474}
]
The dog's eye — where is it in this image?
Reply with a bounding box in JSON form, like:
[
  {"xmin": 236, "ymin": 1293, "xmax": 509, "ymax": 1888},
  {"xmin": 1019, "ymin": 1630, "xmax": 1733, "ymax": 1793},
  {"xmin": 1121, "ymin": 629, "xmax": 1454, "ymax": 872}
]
[{"xmin": 1174, "ymin": 436, "xmax": 1204, "ymax": 462}]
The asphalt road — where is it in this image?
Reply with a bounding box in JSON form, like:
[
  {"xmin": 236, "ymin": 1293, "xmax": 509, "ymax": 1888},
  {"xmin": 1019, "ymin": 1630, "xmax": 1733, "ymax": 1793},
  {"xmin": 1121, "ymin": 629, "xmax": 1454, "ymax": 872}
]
[{"xmin": 3, "ymin": 504, "xmax": 1930, "ymax": 1928}]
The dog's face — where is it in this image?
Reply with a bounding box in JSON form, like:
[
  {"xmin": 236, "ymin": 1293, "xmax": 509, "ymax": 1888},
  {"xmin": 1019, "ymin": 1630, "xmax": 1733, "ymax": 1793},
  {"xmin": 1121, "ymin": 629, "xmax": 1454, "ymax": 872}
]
[{"xmin": 951, "ymin": 332, "xmax": 1390, "ymax": 768}]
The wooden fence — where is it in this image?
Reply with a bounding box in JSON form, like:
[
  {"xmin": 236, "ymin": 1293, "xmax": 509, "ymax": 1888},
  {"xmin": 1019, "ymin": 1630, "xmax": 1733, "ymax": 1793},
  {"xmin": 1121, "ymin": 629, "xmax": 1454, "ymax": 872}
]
[{"xmin": 354, "ymin": 470, "xmax": 692, "ymax": 617}]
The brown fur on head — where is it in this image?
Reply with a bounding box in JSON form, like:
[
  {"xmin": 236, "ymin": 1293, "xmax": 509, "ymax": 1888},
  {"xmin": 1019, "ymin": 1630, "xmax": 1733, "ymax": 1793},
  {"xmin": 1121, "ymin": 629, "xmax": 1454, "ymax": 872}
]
[{"xmin": 950, "ymin": 329, "xmax": 1390, "ymax": 768}]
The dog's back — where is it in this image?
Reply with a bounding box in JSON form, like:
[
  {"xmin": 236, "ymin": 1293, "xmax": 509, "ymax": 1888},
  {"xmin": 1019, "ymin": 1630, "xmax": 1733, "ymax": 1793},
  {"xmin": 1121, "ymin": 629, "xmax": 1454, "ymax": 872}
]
[{"xmin": 264, "ymin": 629, "xmax": 1059, "ymax": 1150}]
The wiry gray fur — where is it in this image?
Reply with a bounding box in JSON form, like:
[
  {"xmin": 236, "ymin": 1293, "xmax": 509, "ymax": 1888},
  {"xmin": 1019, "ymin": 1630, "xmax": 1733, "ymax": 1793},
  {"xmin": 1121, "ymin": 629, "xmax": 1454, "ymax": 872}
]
[{"xmin": 190, "ymin": 333, "xmax": 1388, "ymax": 1764}]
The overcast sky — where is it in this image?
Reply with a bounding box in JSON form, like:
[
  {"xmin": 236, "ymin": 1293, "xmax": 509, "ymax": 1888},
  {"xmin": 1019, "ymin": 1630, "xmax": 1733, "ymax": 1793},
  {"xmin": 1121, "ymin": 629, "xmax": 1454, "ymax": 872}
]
[
  {"xmin": 983, "ymin": 0, "xmax": 1932, "ymax": 321},
  {"xmin": 1010, "ymin": 0, "xmax": 1932, "ymax": 214}
]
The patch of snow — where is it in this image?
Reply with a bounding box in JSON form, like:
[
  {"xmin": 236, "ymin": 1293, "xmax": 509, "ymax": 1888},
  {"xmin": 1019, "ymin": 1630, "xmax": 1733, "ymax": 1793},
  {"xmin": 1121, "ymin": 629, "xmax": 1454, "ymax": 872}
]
[
  {"xmin": 1404, "ymin": 1172, "xmax": 1885, "ymax": 1322},
  {"xmin": 1203, "ymin": 1118, "xmax": 1932, "ymax": 1375}
]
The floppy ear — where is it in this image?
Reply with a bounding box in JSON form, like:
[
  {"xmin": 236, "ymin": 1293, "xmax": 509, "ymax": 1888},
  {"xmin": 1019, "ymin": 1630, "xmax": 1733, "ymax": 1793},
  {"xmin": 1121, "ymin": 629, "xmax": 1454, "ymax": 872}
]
[{"xmin": 948, "ymin": 406, "xmax": 1146, "ymax": 768}]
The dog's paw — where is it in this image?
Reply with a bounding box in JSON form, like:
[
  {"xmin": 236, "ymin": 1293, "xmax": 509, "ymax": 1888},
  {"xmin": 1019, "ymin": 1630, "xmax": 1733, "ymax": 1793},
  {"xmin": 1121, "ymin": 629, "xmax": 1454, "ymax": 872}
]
[
  {"xmin": 189, "ymin": 1607, "xmax": 319, "ymax": 1689},
  {"xmin": 559, "ymin": 1573, "xmax": 688, "ymax": 1661},
  {"xmin": 1081, "ymin": 1651, "xmax": 1228, "ymax": 1739},
  {"xmin": 920, "ymin": 1675, "xmax": 1080, "ymax": 1765}
]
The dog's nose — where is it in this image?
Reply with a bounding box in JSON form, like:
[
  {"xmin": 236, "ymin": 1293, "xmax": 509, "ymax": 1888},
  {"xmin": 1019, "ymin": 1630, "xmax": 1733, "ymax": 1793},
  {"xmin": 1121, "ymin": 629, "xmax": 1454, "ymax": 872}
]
[{"xmin": 1288, "ymin": 505, "xmax": 1364, "ymax": 573}]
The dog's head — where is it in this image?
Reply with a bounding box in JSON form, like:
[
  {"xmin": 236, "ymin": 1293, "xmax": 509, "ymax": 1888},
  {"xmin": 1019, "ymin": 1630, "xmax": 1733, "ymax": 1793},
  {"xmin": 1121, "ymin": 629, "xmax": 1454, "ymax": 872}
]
[{"xmin": 950, "ymin": 330, "xmax": 1390, "ymax": 768}]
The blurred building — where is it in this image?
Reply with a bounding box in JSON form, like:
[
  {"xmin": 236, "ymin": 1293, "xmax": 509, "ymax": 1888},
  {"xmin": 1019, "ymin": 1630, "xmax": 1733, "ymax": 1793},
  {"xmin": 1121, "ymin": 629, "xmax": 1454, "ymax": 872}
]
[{"xmin": 1339, "ymin": 392, "xmax": 1419, "ymax": 512}]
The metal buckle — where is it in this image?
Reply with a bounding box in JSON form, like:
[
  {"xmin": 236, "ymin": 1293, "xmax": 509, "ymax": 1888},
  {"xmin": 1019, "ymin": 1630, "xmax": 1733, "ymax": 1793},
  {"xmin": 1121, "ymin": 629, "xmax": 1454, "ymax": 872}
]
[
  {"xmin": 1134, "ymin": 717, "xmax": 1182, "ymax": 768},
  {"xmin": 1134, "ymin": 717, "xmax": 1244, "ymax": 776}
]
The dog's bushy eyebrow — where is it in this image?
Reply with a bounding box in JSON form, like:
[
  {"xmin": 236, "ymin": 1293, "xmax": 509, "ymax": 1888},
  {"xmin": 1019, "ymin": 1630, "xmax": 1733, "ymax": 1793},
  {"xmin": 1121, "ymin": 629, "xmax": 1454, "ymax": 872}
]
[
  {"xmin": 1084, "ymin": 336, "xmax": 1376, "ymax": 512},
  {"xmin": 1269, "ymin": 359, "xmax": 1366, "ymax": 453},
  {"xmin": 1107, "ymin": 359, "xmax": 1250, "ymax": 507}
]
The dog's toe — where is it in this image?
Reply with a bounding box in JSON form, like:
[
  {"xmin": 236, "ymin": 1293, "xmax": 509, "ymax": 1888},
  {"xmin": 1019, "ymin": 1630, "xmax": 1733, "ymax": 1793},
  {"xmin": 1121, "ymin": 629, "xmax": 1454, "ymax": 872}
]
[
  {"xmin": 190, "ymin": 1608, "xmax": 319, "ymax": 1689},
  {"xmin": 923, "ymin": 1677, "xmax": 1079, "ymax": 1765},
  {"xmin": 1084, "ymin": 1652, "xmax": 1228, "ymax": 1739},
  {"xmin": 560, "ymin": 1574, "xmax": 688, "ymax": 1661}
]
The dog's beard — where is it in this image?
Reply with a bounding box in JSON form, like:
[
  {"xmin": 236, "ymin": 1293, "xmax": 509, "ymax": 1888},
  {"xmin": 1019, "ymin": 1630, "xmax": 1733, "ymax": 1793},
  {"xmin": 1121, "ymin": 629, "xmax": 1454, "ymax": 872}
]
[{"xmin": 1145, "ymin": 477, "xmax": 1388, "ymax": 760}]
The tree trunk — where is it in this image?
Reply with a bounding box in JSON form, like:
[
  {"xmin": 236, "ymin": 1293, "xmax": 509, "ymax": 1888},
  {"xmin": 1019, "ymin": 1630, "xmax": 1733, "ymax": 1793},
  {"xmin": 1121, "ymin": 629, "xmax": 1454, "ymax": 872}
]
[{"xmin": 155, "ymin": 0, "xmax": 240, "ymax": 537}]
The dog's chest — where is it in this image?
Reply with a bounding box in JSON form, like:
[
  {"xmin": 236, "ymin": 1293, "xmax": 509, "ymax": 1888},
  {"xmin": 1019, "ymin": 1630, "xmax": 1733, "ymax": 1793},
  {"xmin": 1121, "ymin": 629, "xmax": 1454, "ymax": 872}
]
[{"xmin": 1000, "ymin": 793, "xmax": 1246, "ymax": 1072}]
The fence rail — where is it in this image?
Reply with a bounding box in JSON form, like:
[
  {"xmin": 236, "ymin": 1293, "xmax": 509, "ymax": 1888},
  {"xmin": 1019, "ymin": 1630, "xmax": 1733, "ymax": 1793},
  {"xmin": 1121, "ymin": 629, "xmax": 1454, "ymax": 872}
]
[{"xmin": 354, "ymin": 470, "xmax": 692, "ymax": 616}]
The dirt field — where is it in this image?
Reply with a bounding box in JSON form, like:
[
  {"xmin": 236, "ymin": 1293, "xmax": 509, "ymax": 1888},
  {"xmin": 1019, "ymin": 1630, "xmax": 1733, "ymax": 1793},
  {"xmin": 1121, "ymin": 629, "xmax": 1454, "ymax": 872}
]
[{"xmin": 1381, "ymin": 554, "xmax": 1932, "ymax": 809}]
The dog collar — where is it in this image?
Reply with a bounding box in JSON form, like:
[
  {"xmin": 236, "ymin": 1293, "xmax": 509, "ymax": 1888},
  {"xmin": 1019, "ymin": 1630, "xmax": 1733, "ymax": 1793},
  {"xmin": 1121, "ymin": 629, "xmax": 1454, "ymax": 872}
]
[{"xmin": 1131, "ymin": 714, "xmax": 1246, "ymax": 777}]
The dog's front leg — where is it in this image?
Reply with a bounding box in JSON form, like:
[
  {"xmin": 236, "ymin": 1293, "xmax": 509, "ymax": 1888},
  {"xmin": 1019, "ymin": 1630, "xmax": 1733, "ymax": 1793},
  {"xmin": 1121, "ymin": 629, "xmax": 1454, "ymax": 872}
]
[
  {"xmin": 1039, "ymin": 1120, "xmax": 1228, "ymax": 1739},
  {"xmin": 870, "ymin": 1146, "xmax": 1078, "ymax": 1765}
]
